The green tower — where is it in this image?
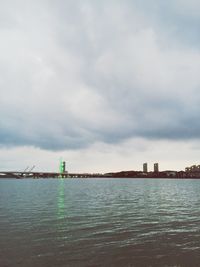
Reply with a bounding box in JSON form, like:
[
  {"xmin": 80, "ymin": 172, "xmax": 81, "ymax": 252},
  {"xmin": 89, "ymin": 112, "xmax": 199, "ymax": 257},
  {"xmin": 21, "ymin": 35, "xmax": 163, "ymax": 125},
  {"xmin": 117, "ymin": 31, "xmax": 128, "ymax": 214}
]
[{"xmin": 59, "ymin": 159, "xmax": 66, "ymax": 177}]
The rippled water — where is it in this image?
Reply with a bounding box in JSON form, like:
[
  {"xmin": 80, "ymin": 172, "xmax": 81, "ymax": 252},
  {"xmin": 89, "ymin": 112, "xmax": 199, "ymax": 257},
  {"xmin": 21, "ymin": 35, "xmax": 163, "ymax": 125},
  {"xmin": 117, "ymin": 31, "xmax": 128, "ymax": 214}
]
[{"xmin": 0, "ymin": 178, "xmax": 200, "ymax": 267}]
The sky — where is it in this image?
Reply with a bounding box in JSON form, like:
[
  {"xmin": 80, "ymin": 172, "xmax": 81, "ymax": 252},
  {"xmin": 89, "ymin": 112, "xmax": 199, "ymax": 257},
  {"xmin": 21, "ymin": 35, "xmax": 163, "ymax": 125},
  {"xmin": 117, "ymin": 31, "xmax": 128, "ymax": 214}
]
[{"xmin": 1, "ymin": 0, "xmax": 200, "ymax": 173}]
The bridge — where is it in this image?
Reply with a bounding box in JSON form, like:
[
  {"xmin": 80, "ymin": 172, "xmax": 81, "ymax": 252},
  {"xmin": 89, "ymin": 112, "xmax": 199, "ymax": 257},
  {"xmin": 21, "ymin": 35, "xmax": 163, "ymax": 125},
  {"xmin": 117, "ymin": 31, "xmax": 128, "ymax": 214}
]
[{"xmin": 0, "ymin": 171, "xmax": 105, "ymax": 179}]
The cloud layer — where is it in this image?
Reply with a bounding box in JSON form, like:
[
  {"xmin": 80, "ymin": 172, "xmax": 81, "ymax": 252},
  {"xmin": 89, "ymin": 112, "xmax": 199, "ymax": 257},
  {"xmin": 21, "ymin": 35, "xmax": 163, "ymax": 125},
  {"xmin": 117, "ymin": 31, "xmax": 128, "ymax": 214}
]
[{"xmin": 1, "ymin": 0, "xmax": 200, "ymax": 152}]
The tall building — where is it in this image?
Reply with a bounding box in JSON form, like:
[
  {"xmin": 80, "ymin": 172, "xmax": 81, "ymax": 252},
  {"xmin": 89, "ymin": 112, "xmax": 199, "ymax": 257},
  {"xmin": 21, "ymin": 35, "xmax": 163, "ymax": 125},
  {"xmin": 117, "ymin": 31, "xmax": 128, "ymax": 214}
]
[
  {"xmin": 143, "ymin": 163, "xmax": 148, "ymax": 172},
  {"xmin": 154, "ymin": 163, "xmax": 159, "ymax": 172}
]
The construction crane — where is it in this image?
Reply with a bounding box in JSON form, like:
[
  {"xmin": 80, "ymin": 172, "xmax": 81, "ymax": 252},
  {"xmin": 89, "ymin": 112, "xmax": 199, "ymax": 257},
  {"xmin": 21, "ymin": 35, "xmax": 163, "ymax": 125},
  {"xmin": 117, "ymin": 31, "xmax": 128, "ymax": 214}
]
[
  {"xmin": 23, "ymin": 166, "xmax": 29, "ymax": 172},
  {"xmin": 29, "ymin": 165, "xmax": 35, "ymax": 172}
]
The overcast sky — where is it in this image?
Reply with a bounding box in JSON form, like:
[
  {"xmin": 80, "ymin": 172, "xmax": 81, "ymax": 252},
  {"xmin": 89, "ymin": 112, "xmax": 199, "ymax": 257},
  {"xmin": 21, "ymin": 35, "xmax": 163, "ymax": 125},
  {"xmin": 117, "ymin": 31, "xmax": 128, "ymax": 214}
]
[{"xmin": 1, "ymin": 0, "xmax": 200, "ymax": 173}]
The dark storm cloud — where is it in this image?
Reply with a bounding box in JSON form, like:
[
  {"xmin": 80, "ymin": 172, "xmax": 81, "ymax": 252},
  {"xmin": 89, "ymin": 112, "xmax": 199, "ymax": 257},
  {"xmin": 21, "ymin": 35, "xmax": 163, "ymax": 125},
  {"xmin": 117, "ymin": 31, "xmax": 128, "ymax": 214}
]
[{"xmin": 1, "ymin": 0, "xmax": 200, "ymax": 150}]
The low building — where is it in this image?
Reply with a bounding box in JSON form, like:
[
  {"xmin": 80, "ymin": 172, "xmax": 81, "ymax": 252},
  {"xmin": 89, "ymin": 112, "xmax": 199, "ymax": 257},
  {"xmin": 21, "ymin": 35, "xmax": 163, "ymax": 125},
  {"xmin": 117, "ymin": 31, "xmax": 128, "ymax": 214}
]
[{"xmin": 185, "ymin": 165, "xmax": 200, "ymax": 173}]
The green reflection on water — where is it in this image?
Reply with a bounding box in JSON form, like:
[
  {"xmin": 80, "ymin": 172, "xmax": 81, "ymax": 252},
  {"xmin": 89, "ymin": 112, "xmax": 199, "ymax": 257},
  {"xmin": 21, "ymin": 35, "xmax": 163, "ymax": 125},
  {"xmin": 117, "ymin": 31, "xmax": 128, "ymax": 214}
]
[{"xmin": 57, "ymin": 179, "xmax": 65, "ymax": 219}]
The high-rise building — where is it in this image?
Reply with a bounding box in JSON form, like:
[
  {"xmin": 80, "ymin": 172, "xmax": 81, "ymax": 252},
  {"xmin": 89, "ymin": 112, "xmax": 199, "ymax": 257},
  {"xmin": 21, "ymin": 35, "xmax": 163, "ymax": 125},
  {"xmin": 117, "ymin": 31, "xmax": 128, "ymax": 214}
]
[
  {"xmin": 154, "ymin": 163, "xmax": 159, "ymax": 172},
  {"xmin": 143, "ymin": 163, "xmax": 148, "ymax": 172}
]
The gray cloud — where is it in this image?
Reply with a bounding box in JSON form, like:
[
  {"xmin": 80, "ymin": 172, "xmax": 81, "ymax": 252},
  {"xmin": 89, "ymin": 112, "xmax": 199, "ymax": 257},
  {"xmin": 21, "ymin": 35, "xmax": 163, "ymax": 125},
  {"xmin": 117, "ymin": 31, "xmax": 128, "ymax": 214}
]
[{"xmin": 1, "ymin": 0, "xmax": 200, "ymax": 151}]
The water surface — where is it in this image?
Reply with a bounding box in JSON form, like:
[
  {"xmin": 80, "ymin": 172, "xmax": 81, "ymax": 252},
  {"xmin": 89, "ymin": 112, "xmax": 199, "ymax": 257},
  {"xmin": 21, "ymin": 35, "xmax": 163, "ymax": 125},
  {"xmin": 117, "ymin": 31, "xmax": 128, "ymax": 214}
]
[{"xmin": 0, "ymin": 178, "xmax": 200, "ymax": 267}]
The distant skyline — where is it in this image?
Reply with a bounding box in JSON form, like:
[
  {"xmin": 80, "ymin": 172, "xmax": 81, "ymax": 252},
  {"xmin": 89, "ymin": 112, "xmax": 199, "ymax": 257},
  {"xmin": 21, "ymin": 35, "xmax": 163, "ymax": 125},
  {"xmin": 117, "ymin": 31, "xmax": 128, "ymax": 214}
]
[{"xmin": 1, "ymin": 0, "xmax": 200, "ymax": 173}]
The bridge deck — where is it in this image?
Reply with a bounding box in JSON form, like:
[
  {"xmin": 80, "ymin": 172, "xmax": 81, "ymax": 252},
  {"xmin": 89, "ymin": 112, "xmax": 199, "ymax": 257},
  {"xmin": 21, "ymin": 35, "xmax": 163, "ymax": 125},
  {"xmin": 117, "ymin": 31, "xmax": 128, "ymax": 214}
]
[{"xmin": 0, "ymin": 171, "xmax": 105, "ymax": 178}]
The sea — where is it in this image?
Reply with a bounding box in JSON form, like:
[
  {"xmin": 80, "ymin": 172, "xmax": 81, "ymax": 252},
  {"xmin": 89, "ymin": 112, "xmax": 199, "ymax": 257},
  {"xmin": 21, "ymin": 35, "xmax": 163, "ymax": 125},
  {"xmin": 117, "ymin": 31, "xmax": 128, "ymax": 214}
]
[{"xmin": 0, "ymin": 178, "xmax": 200, "ymax": 267}]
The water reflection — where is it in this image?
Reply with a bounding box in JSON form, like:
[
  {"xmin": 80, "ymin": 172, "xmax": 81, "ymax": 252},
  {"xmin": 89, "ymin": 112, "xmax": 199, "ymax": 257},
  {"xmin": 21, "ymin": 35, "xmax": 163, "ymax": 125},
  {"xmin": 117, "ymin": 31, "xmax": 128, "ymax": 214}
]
[{"xmin": 57, "ymin": 179, "xmax": 65, "ymax": 220}]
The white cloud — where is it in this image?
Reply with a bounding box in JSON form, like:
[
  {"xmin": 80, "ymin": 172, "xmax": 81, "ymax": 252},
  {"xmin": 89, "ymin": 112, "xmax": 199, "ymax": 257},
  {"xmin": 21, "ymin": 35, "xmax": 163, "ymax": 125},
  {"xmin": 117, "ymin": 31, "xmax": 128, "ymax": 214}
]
[{"xmin": 1, "ymin": 138, "xmax": 200, "ymax": 173}]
